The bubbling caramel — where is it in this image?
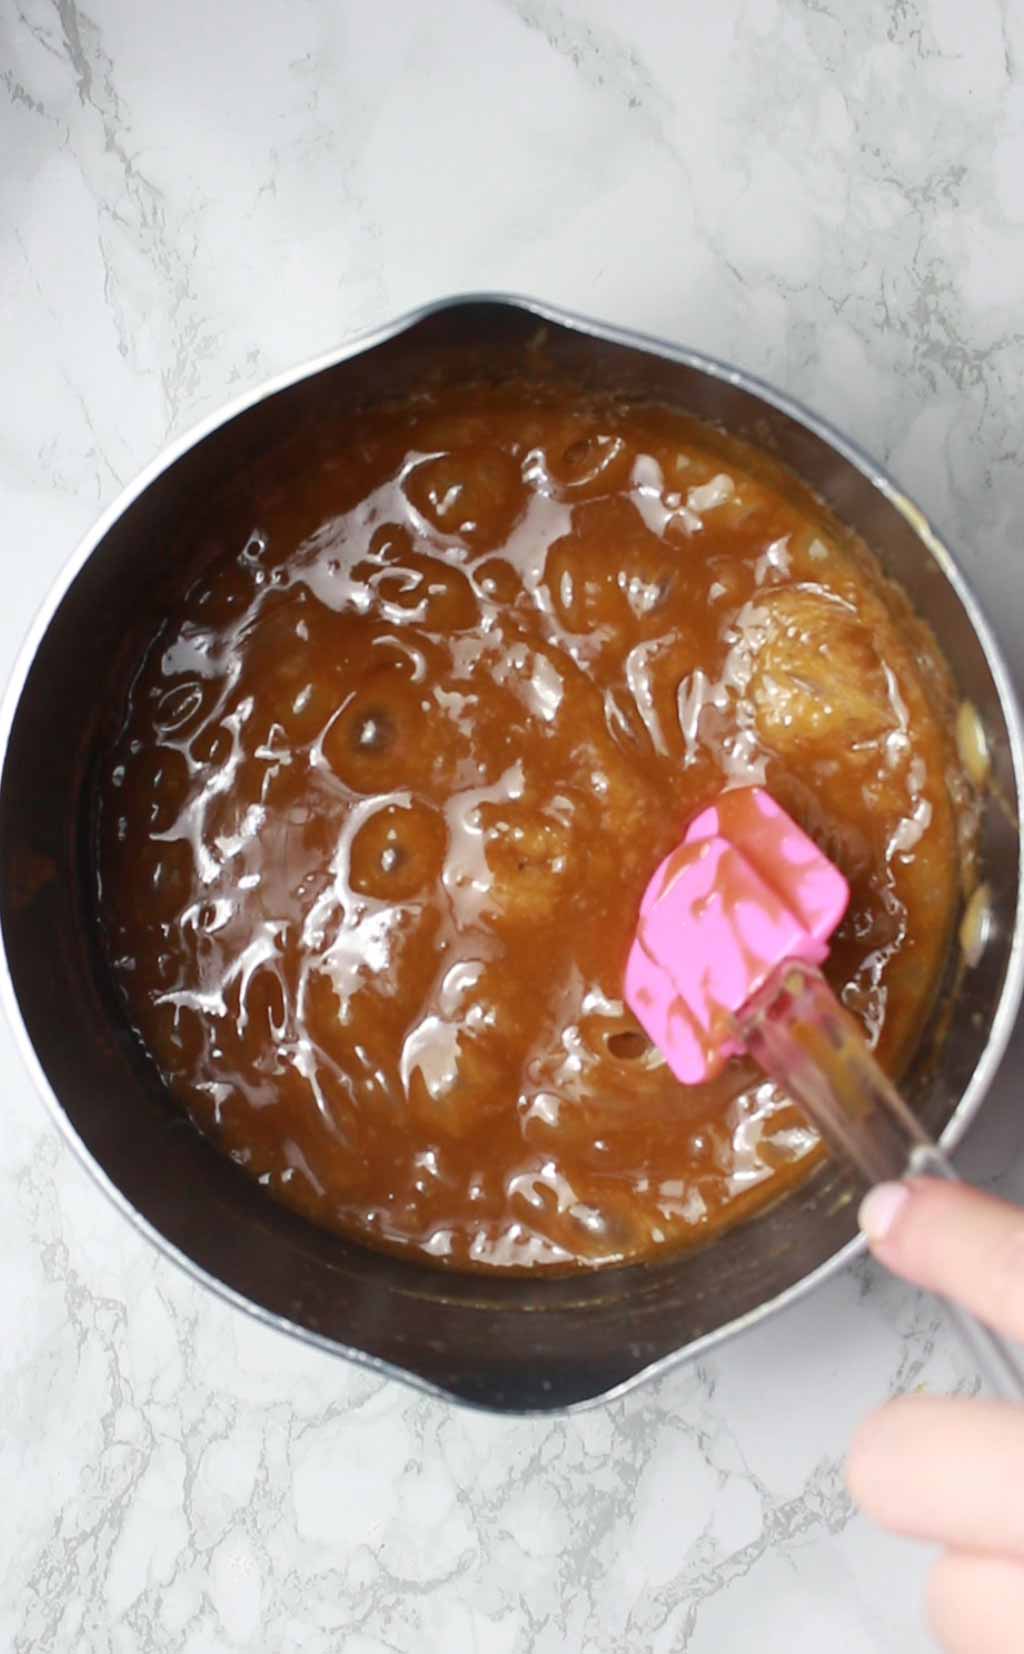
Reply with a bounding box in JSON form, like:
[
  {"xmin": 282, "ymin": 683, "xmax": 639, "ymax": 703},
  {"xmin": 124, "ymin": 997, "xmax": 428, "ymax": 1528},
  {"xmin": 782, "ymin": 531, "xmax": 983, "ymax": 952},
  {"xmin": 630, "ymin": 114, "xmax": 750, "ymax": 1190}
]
[{"xmin": 100, "ymin": 386, "xmax": 967, "ymax": 1271}]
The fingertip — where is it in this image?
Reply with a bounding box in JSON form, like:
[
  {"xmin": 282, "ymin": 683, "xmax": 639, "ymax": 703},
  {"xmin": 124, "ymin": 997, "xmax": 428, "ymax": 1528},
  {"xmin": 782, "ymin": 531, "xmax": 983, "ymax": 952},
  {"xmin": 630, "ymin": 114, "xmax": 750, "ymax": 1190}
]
[
  {"xmin": 856, "ymin": 1177, "xmax": 1024, "ymax": 1345},
  {"xmin": 858, "ymin": 1181, "xmax": 911, "ymax": 1247},
  {"xmin": 928, "ymin": 1551, "xmax": 1024, "ymax": 1653},
  {"xmin": 846, "ymin": 1395, "xmax": 932, "ymax": 1522},
  {"xmin": 846, "ymin": 1400, "xmax": 895, "ymax": 1513}
]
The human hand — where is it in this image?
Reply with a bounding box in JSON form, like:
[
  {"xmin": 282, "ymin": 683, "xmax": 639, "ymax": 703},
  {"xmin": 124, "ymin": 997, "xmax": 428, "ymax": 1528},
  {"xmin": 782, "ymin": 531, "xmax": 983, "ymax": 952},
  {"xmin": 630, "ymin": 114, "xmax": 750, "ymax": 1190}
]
[{"xmin": 847, "ymin": 1178, "xmax": 1024, "ymax": 1652}]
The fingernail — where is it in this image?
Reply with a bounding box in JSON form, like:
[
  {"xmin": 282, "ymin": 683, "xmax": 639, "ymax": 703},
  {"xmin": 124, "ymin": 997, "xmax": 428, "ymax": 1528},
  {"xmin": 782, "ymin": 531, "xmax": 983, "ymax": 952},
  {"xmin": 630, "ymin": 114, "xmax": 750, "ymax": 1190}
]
[{"xmin": 858, "ymin": 1181, "xmax": 910, "ymax": 1244}]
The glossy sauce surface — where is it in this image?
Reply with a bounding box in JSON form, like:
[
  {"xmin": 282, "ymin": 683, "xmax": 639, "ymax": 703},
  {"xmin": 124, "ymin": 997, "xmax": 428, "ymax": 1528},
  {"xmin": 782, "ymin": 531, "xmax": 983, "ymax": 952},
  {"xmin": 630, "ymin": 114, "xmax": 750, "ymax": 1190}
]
[{"xmin": 100, "ymin": 386, "xmax": 966, "ymax": 1271}]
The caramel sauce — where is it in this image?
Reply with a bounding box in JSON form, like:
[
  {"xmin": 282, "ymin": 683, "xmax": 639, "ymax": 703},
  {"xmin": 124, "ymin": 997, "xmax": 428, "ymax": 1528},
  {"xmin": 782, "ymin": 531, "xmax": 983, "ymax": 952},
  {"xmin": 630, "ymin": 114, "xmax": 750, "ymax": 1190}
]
[{"xmin": 99, "ymin": 386, "xmax": 966, "ymax": 1271}]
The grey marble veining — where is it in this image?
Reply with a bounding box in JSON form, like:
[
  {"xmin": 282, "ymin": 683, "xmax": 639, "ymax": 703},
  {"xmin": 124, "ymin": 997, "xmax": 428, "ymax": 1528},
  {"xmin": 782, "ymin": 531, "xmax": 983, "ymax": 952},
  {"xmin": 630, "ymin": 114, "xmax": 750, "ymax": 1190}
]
[{"xmin": 2, "ymin": 2, "xmax": 1023, "ymax": 1648}]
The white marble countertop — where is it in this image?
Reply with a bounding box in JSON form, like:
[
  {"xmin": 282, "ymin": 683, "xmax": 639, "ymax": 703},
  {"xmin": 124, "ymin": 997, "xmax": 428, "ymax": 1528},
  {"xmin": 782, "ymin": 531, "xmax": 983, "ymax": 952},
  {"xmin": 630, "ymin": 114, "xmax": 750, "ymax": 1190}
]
[{"xmin": 3, "ymin": 2, "xmax": 1024, "ymax": 1648}]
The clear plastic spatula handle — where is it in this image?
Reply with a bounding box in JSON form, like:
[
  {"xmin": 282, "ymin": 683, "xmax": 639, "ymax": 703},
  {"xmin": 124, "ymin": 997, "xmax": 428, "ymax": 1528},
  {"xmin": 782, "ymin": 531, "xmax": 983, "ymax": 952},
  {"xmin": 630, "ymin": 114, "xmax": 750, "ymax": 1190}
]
[{"xmin": 738, "ymin": 962, "xmax": 1024, "ymax": 1401}]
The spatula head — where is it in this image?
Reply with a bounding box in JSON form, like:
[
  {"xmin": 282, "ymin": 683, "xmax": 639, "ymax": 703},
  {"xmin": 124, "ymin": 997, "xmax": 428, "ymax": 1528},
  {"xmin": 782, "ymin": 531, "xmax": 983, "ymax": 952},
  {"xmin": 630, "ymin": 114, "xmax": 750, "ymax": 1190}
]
[{"xmin": 624, "ymin": 787, "xmax": 849, "ymax": 1084}]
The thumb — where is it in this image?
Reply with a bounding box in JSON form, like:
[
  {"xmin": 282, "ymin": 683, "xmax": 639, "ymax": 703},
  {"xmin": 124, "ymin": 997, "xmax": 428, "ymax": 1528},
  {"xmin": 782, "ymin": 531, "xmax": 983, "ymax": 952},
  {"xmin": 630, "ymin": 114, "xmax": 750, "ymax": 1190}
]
[{"xmin": 859, "ymin": 1178, "xmax": 1024, "ymax": 1345}]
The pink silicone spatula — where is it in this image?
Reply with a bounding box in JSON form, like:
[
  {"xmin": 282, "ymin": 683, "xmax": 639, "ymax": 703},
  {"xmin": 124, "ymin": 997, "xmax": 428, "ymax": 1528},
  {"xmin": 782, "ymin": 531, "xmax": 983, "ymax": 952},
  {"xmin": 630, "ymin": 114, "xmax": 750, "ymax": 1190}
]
[{"xmin": 624, "ymin": 786, "xmax": 1024, "ymax": 1398}]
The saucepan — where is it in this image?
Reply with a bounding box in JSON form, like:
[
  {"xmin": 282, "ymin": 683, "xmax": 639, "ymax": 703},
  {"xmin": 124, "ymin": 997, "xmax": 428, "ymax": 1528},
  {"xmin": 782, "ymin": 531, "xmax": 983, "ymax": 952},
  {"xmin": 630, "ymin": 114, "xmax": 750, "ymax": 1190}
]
[{"xmin": 2, "ymin": 297, "xmax": 1021, "ymax": 1412}]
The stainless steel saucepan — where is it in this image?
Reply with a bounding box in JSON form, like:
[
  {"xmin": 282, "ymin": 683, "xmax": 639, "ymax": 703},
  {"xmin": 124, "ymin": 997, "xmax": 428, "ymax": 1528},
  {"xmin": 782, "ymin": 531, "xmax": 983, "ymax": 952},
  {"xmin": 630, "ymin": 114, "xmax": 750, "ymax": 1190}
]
[{"xmin": 2, "ymin": 297, "xmax": 1021, "ymax": 1412}]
